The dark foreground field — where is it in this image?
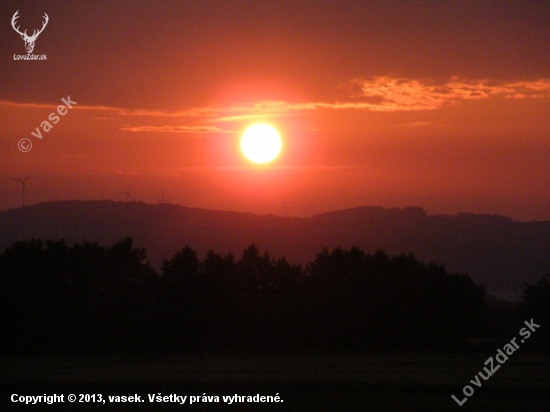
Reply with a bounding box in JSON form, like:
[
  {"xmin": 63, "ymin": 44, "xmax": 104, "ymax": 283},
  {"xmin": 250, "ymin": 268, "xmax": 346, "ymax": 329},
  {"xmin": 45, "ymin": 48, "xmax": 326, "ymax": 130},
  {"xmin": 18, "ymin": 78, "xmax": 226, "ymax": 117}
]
[{"xmin": 1, "ymin": 353, "xmax": 549, "ymax": 411}]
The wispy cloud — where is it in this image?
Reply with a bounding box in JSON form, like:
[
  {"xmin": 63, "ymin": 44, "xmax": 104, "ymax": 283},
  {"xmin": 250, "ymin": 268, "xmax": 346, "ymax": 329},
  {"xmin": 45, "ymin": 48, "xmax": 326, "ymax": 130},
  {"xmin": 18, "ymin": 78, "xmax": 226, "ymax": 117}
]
[
  {"xmin": 2, "ymin": 77, "xmax": 549, "ymax": 136},
  {"xmin": 0, "ymin": 100, "xmax": 208, "ymax": 118},
  {"xmin": 398, "ymin": 121, "xmax": 434, "ymax": 127},
  {"xmin": 212, "ymin": 113, "xmax": 287, "ymax": 123},
  {"xmin": 341, "ymin": 77, "xmax": 550, "ymax": 111},
  {"xmin": 120, "ymin": 125, "xmax": 236, "ymax": 134}
]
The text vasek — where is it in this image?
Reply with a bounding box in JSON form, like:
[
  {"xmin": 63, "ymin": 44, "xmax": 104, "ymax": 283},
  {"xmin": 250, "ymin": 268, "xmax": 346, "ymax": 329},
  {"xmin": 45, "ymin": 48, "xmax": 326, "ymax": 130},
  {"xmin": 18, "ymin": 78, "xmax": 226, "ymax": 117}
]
[{"xmin": 31, "ymin": 96, "xmax": 77, "ymax": 139}]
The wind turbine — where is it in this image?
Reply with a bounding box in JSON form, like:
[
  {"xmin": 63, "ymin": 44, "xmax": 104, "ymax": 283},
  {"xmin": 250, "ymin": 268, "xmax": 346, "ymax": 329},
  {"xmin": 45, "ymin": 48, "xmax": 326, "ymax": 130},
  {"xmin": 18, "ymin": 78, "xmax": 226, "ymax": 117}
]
[
  {"xmin": 119, "ymin": 183, "xmax": 134, "ymax": 202},
  {"xmin": 280, "ymin": 198, "xmax": 294, "ymax": 217},
  {"xmin": 159, "ymin": 189, "xmax": 167, "ymax": 204},
  {"xmin": 11, "ymin": 173, "xmax": 31, "ymax": 207}
]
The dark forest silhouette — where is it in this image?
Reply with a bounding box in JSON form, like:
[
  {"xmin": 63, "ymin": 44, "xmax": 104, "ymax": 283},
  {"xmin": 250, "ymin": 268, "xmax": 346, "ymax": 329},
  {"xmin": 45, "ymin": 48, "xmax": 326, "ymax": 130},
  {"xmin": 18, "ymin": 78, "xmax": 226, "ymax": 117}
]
[{"xmin": 0, "ymin": 237, "xmax": 546, "ymax": 354}]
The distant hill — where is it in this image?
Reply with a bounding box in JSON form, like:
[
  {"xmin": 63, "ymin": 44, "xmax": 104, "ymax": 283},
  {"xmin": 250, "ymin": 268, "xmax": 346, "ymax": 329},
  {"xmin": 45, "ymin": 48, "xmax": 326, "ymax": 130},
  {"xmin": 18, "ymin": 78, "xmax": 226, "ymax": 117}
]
[{"xmin": 1, "ymin": 201, "xmax": 549, "ymax": 295}]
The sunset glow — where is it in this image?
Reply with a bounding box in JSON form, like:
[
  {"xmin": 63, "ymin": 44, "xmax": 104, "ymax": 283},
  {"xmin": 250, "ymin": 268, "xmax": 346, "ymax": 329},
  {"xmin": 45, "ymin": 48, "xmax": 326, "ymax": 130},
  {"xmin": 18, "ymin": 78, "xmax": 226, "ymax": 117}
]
[{"xmin": 1, "ymin": 1, "xmax": 549, "ymax": 220}]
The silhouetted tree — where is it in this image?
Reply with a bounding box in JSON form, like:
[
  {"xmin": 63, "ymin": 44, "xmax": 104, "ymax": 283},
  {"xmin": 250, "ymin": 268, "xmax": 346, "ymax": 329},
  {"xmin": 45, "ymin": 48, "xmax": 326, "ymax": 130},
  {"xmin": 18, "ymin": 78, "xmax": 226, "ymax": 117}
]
[
  {"xmin": 303, "ymin": 247, "xmax": 486, "ymax": 349},
  {"xmin": 201, "ymin": 250, "xmax": 239, "ymax": 347},
  {"xmin": 160, "ymin": 246, "xmax": 203, "ymax": 349},
  {"xmin": 0, "ymin": 237, "xmax": 158, "ymax": 353},
  {"xmin": 0, "ymin": 239, "xmax": 74, "ymax": 352},
  {"xmin": 522, "ymin": 274, "xmax": 550, "ymax": 349}
]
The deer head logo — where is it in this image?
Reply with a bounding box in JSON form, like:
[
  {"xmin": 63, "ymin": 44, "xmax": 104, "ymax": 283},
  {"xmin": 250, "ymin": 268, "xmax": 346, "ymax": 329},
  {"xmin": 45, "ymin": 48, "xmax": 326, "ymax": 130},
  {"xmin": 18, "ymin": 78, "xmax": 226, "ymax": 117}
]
[{"xmin": 11, "ymin": 11, "xmax": 49, "ymax": 54}]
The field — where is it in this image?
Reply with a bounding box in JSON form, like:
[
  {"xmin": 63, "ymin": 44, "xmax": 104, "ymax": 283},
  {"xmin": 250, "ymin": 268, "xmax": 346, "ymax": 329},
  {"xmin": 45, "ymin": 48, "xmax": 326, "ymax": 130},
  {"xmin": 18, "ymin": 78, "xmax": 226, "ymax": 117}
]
[{"xmin": 1, "ymin": 352, "xmax": 549, "ymax": 411}]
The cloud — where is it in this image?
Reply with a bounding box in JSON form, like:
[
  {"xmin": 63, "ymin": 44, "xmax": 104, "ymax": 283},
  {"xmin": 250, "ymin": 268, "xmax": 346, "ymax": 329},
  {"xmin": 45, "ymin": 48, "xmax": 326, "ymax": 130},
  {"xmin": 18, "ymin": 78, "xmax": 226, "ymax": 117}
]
[
  {"xmin": 2, "ymin": 77, "xmax": 549, "ymax": 136},
  {"xmin": 196, "ymin": 77, "xmax": 550, "ymax": 119},
  {"xmin": 398, "ymin": 121, "xmax": 434, "ymax": 127},
  {"xmin": 0, "ymin": 100, "xmax": 209, "ymax": 118},
  {"xmin": 342, "ymin": 77, "xmax": 550, "ymax": 111},
  {"xmin": 119, "ymin": 125, "xmax": 236, "ymax": 134},
  {"xmin": 212, "ymin": 113, "xmax": 288, "ymax": 123}
]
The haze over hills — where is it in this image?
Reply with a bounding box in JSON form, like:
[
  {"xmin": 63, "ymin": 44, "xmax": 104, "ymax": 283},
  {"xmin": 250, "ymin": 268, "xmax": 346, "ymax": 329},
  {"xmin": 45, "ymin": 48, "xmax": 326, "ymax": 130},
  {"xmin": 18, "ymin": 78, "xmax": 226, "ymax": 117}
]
[{"xmin": 1, "ymin": 200, "xmax": 549, "ymax": 298}]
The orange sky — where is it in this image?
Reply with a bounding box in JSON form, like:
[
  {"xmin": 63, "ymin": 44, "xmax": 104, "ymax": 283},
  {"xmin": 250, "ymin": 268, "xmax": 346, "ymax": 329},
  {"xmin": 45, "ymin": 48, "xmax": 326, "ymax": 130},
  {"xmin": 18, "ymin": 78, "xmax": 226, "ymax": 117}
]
[{"xmin": 1, "ymin": 1, "xmax": 550, "ymax": 220}]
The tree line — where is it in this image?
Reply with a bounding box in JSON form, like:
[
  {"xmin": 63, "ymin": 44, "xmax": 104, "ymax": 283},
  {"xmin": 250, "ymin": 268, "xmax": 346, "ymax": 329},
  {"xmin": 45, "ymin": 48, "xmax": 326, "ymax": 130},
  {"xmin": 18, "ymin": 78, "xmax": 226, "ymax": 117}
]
[{"xmin": 0, "ymin": 237, "xmax": 546, "ymax": 354}]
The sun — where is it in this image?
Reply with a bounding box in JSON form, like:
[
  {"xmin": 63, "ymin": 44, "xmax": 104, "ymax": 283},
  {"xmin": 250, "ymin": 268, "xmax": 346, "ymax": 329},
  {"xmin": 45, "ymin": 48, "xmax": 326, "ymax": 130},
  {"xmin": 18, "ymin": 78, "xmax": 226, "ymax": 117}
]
[{"xmin": 241, "ymin": 124, "xmax": 282, "ymax": 164}]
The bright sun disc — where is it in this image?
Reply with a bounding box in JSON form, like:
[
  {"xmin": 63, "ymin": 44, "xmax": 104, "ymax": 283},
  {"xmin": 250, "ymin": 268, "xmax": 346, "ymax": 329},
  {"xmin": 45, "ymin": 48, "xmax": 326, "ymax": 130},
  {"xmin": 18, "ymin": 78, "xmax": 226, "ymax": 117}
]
[{"xmin": 241, "ymin": 124, "xmax": 282, "ymax": 164}]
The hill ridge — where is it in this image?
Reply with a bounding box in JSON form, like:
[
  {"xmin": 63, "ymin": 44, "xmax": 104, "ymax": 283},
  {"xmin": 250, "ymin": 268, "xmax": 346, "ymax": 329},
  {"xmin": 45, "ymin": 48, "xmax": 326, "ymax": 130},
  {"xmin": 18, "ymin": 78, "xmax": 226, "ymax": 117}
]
[{"xmin": 1, "ymin": 200, "xmax": 549, "ymax": 296}]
